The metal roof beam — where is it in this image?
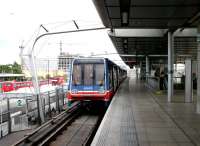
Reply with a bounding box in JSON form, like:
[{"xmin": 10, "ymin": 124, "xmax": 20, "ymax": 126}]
[
  {"xmin": 109, "ymin": 28, "xmax": 197, "ymax": 37},
  {"xmin": 109, "ymin": 29, "xmax": 165, "ymax": 37},
  {"xmin": 106, "ymin": 4, "xmax": 200, "ymax": 8},
  {"xmin": 174, "ymin": 28, "xmax": 197, "ymax": 37},
  {"xmin": 120, "ymin": 54, "xmax": 167, "ymax": 57}
]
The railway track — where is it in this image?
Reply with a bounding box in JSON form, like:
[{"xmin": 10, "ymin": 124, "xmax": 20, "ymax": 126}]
[
  {"xmin": 12, "ymin": 102, "xmax": 105, "ymax": 146},
  {"xmin": 49, "ymin": 114, "xmax": 99, "ymax": 146}
]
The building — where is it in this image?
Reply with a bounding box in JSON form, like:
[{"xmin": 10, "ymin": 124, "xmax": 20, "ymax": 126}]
[
  {"xmin": 58, "ymin": 52, "xmax": 76, "ymax": 71},
  {"xmin": 0, "ymin": 73, "xmax": 25, "ymax": 81}
]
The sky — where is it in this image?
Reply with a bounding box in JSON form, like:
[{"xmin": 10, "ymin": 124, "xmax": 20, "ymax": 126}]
[{"xmin": 0, "ymin": 0, "xmax": 127, "ymax": 68}]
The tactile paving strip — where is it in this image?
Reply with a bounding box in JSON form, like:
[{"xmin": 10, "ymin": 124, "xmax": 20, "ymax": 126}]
[{"xmin": 91, "ymin": 79, "xmax": 139, "ymax": 146}]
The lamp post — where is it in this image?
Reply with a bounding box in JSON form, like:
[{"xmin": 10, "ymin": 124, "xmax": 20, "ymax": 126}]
[{"xmin": 48, "ymin": 59, "xmax": 49, "ymax": 85}]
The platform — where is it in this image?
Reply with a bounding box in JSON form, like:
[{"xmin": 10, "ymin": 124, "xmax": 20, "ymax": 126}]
[{"xmin": 92, "ymin": 76, "xmax": 200, "ymax": 146}]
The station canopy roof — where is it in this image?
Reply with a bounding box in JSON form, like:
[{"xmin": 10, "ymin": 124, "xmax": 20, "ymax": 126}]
[{"xmin": 93, "ymin": 0, "xmax": 200, "ymax": 66}]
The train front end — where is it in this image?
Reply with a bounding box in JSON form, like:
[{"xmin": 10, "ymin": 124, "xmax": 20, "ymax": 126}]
[{"xmin": 67, "ymin": 58, "xmax": 111, "ymax": 104}]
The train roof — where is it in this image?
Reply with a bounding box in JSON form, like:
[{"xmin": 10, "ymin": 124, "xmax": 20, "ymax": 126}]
[{"xmin": 72, "ymin": 57, "xmax": 127, "ymax": 71}]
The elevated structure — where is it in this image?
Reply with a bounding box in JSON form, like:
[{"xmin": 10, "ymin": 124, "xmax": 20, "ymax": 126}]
[
  {"xmin": 93, "ymin": 0, "xmax": 200, "ymax": 66},
  {"xmin": 58, "ymin": 53, "xmax": 75, "ymax": 70},
  {"xmin": 93, "ymin": 0, "xmax": 200, "ymax": 111},
  {"xmin": 0, "ymin": 73, "xmax": 24, "ymax": 81},
  {"xmin": 90, "ymin": 2, "xmax": 200, "ymax": 145}
]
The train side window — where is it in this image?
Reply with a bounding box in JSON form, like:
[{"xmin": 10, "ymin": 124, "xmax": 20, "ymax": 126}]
[
  {"xmin": 113, "ymin": 67, "xmax": 117, "ymax": 89},
  {"xmin": 109, "ymin": 67, "xmax": 113, "ymax": 89},
  {"xmin": 95, "ymin": 64, "xmax": 104, "ymax": 86},
  {"xmin": 72, "ymin": 64, "xmax": 82, "ymax": 85}
]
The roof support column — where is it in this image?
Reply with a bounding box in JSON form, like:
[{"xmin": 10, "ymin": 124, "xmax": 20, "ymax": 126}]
[
  {"xmin": 139, "ymin": 61, "xmax": 142, "ymax": 79},
  {"xmin": 168, "ymin": 31, "xmax": 174, "ymax": 102},
  {"xmin": 185, "ymin": 58, "xmax": 193, "ymax": 102},
  {"xmin": 197, "ymin": 26, "xmax": 200, "ymax": 113},
  {"xmin": 29, "ymin": 54, "xmax": 44, "ymax": 124},
  {"xmin": 136, "ymin": 65, "xmax": 139, "ymax": 79},
  {"xmin": 146, "ymin": 56, "xmax": 149, "ymax": 82}
]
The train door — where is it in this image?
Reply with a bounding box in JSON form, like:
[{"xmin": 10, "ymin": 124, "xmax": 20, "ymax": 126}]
[
  {"xmin": 119, "ymin": 69, "xmax": 122, "ymax": 83},
  {"xmin": 116, "ymin": 67, "xmax": 119, "ymax": 87},
  {"xmin": 113, "ymin": 67, "xmax": 117, "ymax": 91}
]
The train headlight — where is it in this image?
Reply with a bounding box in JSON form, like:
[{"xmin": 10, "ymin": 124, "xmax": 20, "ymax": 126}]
[{"xmin": 72, "ymin": 89, "xmax": 78, "ymax": 94}]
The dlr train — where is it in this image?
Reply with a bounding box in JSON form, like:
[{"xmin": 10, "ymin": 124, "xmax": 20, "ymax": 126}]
[{"xmin": 67, "ymin": 58, "xmax": 127, "ymax": 105}]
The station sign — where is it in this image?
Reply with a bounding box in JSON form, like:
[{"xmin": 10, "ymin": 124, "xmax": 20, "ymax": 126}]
[{"xmin": 16, "ymin": 99, "xmax": 23, "ymax": 107}]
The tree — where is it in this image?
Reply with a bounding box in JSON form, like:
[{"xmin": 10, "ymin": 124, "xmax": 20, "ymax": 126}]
[
  {"xmin": 12, "ymin": 62, "xmax": 22, "ymax": 74},
  {"xmin": 0, "ymin": 62, "xmax": 22, "ymax": 74},
  {"xmin": 0, "ymin": 65, "xmax": 12, "ymax": 73}
]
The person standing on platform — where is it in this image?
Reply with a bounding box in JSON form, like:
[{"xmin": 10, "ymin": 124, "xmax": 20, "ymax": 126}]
[{"xmin": 160, "ymin": 71, "xmax": 165, "ymax": 90}]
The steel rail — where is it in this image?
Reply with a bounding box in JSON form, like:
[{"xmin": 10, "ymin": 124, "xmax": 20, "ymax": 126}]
[
  {"xmin": 11, "ymin": 102, "xmax": 81, "ymax": 146},
  {"xmin": 38, "ymin": 111, "xmax": 81, "ymax": 146}
]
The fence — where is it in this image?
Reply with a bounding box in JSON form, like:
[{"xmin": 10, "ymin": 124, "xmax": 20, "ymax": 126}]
[
  {"xmin": 0, "ymin": 86, "xmax": 67, "ymax": 138},
  {"xmin": 146, "ymin": 76, "xmax": 186, "ymax": 91},
  {"xmin": 146, "ymin": 76, "xmax": 159, "ymax": 90}
]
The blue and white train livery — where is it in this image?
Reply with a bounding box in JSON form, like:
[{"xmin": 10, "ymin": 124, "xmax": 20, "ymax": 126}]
[{"xmin": 67, "ymin": 58, "xmax": 127, "ymax": 104}]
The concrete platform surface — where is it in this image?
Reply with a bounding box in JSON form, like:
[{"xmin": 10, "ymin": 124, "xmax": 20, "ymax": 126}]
[
  {"xmin": 0, "ymin": 129, "xmax": 33, "ymax": 146},
  {"xmin": 92, "ymin": 77, "xmax": 200, "ymax": 146}
]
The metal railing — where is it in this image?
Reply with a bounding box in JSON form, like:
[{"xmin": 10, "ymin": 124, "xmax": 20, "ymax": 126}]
[
  {"xmin": 146, "ymin": 76, "xmax": 191, "ymax": 91},
  {"xmin": 0, "ymin": 86, "xmax": 68, "ymax": 138},
  {"xmin": 11, "ymin": 101, "xmax": 81, "ymax": 146}
]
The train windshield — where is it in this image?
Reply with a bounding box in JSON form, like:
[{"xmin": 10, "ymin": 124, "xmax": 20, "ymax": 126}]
[
  {"xmin": 72, "ymin": 63, "xmax": 104, "ymax": 86},
  {"xmin": 84, "ymin": 64, "xmax": 93, "ymax": 85},
  {"xmin": 72, "ymin": 64, "xmax": 82, "ymax": 85}
]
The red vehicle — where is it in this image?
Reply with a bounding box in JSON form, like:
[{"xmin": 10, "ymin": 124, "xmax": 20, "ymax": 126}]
[
  {"xmin": 0, "ymin": 77, "xmax": 64, "ymax": 92},
  {"xmin": 14, "ymin": 81, "xmax": 33, "ymax": 90},
  {"xmin": 51, "ymin": 76, "xmax": 64, "ymax": 86},
  {"xmin": 0, "ymin": 81, "xmax": 15, "ymax": 92}
]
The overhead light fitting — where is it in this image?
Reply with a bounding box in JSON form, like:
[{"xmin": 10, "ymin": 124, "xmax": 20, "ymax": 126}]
[
  {"xmin": 122, "ymin": 12, "xmax": 128, "ymax": 24},
  {"xmin": 123, "ymin": 38, "xmax": 128, "ymax": 43}
]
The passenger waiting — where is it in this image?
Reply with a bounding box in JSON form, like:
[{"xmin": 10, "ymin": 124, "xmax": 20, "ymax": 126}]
[{"xmin": 160, "ymin": 71, "xmax": 165, "ymax": 90}]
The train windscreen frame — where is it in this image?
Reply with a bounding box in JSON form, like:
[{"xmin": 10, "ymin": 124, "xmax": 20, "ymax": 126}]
[{"xmin": 72, "ymin": 59, "xmax": 105, "ymax": 86}]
